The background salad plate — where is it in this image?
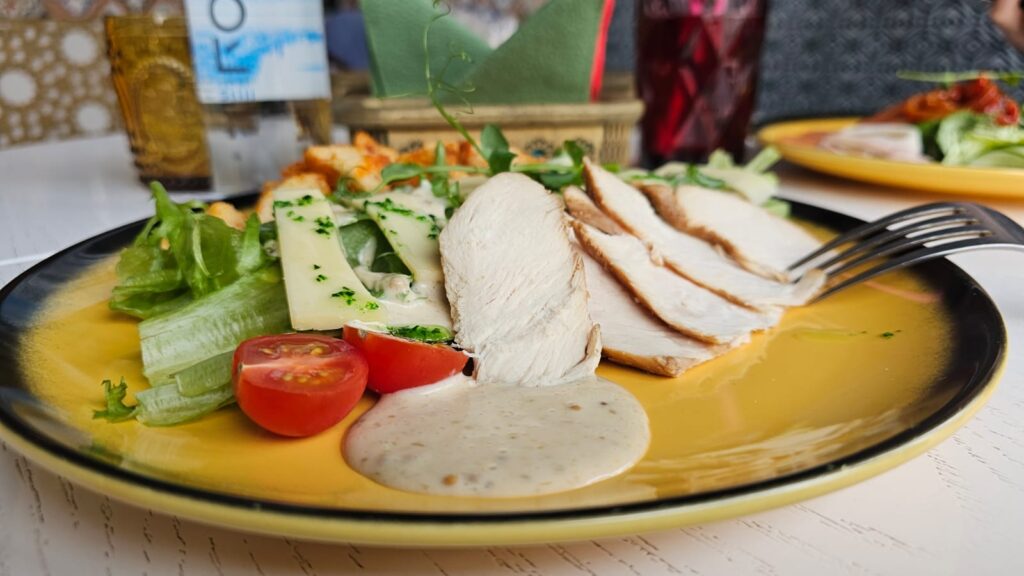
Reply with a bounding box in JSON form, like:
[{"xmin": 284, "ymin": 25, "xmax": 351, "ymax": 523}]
[{"xmin": 759, "ymin": 118, "xmax": 1024, "ymax": 198}]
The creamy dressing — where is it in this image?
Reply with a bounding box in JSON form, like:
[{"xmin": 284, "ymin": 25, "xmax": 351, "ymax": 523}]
[
  {"xmin": 379, "ymin": 279, "xmax": 453, "ymax": 329},
  {"xmin": 345, "ymin": 374, "xmax": 650, "ymax": 497},
  {"xmin": 350, "ymin": 267, "xmax": 452, "ymax": 329}
]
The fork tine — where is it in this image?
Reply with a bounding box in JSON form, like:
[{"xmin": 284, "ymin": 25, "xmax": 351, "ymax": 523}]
[
  {"xmin": 788, "ymin": 202, "xmax": 967, "ymax": 271},
  {"xmin": 813, "ymin": 213, "xmax": 978, "ymax": 272},
  {"xmin": 826, "ymin": 224, "xmax": 991, "ymax": 278},
  {"xmin": 812, "ymin": 237, "xmax": 1012, "ymax": 302}
]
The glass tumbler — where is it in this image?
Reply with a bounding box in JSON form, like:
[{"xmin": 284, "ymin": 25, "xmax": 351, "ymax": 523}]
[
  {"xmin": 106, "ymin": 16, "xmax": 211, "ymax": 190},
  {"xmin": 637, "ymin": 0, "xmax": 768, "ymax": 166}
]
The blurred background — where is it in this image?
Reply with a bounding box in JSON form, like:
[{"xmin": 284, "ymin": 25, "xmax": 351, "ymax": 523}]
[{"xmin": 1, "ymin": 0, "xmax": 1022, "ymax": 149}]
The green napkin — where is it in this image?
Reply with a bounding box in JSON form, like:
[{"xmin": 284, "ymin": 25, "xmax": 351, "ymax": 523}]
[{"xmin": 361, "ymin": 0, "xmax": 606, "ymax": 104}]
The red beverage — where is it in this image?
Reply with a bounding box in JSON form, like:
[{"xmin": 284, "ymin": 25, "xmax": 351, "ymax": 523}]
[{"xmin": 637, "ymin": 0, "xmax": 767, "ymax": 166}]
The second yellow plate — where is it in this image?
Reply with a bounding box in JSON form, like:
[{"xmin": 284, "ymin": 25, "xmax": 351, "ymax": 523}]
[{"xmin": 759, "ymin": 117, "xmax": 1024, "ymax": 198}]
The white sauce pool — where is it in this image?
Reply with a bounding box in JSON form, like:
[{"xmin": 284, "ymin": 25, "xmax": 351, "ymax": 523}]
[{"xmin": 345, "ymin": 375, "xmax": 650, "ymax": 497}]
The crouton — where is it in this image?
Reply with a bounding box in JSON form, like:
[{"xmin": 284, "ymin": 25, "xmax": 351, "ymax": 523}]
[
  {"xmin": 206, "ymin": 201, "xmax": 246, "ymax": 230},
  {"xmin": 256, "ymin": 172, "xmax": 331, "ymax": 222}
]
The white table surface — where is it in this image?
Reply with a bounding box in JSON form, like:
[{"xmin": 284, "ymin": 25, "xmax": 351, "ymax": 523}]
[{"xmin": 1, "ymin": 135, "xmax": 1023, "ymax": 576}]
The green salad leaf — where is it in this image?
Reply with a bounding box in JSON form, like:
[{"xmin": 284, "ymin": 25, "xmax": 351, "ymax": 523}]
[
  {"xmin": 109, "ymin": 183, "xmax": 270, "ymax": 319},
  {"xmin": 338, "ymin": 219, "xmax": 413, "ymax": 275},
  {"xmin": 934, "ymin": 111, "xmax": 1024, "ymax": 167},
  {"xmin": 93, "ymin": 378, "xmax": 137, "ymax": 422}
]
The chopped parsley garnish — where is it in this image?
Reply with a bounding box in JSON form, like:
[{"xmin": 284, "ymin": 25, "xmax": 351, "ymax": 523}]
[
  {"xmin": 388, "ymin": 325, "xmax": 453, "ymax": 343},
  {"xmin": 93, "ymin": 378, "xmax": 137, "ymax": 422},
  {"xmin": 297, "ymin": 194, "xmax": 314, "ymax": 206},
  {"xmin": 314, "ymin": 274, "xmax": 327, "ymax": 283},
  {"xmin": 364, "ymin": 302, "xmax": 380, "ymax": 311},
  {"xmin": 331, "ymin": 287, "xmax": 357, "ymax": 305},
  {"xmin": 880, "ymin": 330, "xmax": 902, "ymax": 339},
  {"xmin": 312, "ymin": 264, "xmax": 321, "ymax": 270},
  {"xmin": 313, "ymin": 216, "xmax": 334, "ymax": 236}
]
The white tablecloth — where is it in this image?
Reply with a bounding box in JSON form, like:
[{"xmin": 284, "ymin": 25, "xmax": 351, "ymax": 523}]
[{"xmin": 2, "ymin": 135, "xmax": 1023, "ymax": 575}]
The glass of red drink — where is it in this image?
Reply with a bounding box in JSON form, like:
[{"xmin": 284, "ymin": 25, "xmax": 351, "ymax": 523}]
[{"xmin": 637, "ymin": 0, "xmax": 768, "ymax": 166}]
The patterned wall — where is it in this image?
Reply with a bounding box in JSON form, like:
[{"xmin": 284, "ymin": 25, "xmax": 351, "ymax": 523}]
[
  {"xmin": 607, "ymin": 0, "xmax": 1024, "ymax": 124},
  {"xmin": 757, "ymin": 0, "xmax": 1024, "ymax": 123},
  {"xmin": 0, "ymin": 1, "xmax": 183, "ymax": 147}
]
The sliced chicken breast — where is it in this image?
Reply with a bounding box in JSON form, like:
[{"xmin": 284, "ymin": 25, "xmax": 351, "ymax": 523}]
[
  {"xmin": 564, "ymin": 186, "xmax": 625, "ymax": 235},
  {"xmin": 573, "ymin": 221, "xmax": 780, "ymax": 346},
  {"xmin": 580, "ymin": 245, "xmax": 727, "ymax": 376},
  {"xmin": 566, "ymin": 186, "xmax": 733, "ymax": 375},
  {"xmin": 584, "ymin": 161, "xmax": 824, "ymax": 309},
  {"xmin": 440, "ymin": 173, "xmax": 599, "ymax": 386},
  {"xmin": 641, "ymin": 183, "xmax": 822, "ymax": 282}
]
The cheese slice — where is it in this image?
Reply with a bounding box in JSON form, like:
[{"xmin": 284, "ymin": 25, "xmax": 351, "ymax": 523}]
[
  {"xmin": 363, "ymin": 195, "xmax": 444, "ymax": 284},
  {"xmin": 273, "ymin": 188, "xmax": 384, "ymax": 330}
]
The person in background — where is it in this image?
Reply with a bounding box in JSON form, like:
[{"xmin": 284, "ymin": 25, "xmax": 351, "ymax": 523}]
[{"xmin": 991, "ymin": 0, "xmax": 1024, "ymax": 52}]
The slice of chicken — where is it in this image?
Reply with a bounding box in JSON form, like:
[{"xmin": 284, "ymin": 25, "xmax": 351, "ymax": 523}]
[
  {"xmin": 565, "ymin": 187, "xmax": 732, "ymax": 375},
  {"xmin": 584, "ymin": 161, "xmax": 824, "ymax": 309},
  {"xmin": 580, "ymin": 244, "xmax": 727, "ymax": 376},
  {"xmin": 573, "ymin": 220, "xmax": 780, "ymax": 346},
  {"xmin": 440, "ymin": 173, "xmax": 599, "ymax": 386},
  {"xmin": 640, "ymin": 183, "xmax": 823, "ymax": 282},
  {"xmin": 564, "ymin": 186, "xmax": 625, "ymax": 235}
]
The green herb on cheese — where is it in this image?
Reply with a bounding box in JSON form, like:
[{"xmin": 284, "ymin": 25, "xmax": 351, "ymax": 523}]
[{"xmin": 388, "ymin": 325, "xmax": 453, "ymax": 343}]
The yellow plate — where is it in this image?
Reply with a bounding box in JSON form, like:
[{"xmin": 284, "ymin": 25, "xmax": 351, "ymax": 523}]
[
  {"xmin": 758, "ymin": 117, "xmax": 1024, "ymax": 198},
  {"xmin": 0, "ymin": 202, "xmax": 1006, "ymax": 547}
]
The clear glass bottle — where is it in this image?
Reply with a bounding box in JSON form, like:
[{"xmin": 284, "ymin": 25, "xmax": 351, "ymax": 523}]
[{"xmin": 183, "ymin": 0, "xmax": 333, "ymax": 194}]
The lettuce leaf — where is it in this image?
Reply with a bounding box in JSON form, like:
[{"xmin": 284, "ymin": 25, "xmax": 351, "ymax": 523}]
[
  {"xmin": 936, "ymin": 111, "xmax": 1024, "ymax": 166},
  {"xmin": 109, "ymin": 183, "xmax": 269, "ymax": 319}
]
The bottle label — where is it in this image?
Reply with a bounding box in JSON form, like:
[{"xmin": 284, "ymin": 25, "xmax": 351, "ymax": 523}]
[{"xmin": 184, "ymin": 0, "xmax": 331, "ymax": 104}]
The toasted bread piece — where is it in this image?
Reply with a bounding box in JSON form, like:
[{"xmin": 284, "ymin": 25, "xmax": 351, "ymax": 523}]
[
  {"xmin": 353, "ymin": 131, "xmax": 398, "ymax": 162},
  {"xmin": 205, "ymin": 201, "xmax": 246, "ymax": 230},
  {"xmin": 256, "ymin": 172, "xmax": 331, "ymax": 222}
]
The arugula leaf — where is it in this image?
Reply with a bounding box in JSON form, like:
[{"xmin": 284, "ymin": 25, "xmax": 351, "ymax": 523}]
[
  {"xmin": 338, "ymin": 220, "xmax": 380, "ymax": 268},
  {"xmin": 373, "ymin": 251, "xmax": 413, "ymax": 274},
  {"xmin": 110, "ymin": 183, "xmax": 271, "ymax": 319},
  {"xmin": 563, "ymin": 140, "xmax": 587, "ymax": 168},
  {"xmin": 480, "ymin": 124, "xmax": 516, "ymax": 174},
  {"xmin": 480, "ymin": 124, "xmax": 509, "ymax": 158},
  {"xmin": 538, "ymin": 170, "xmax": 579, "ymax": 189},
  {"xmin": 682, "ymin": 165, "xmax": 728, "ymax": 189},
  {"xmin": 93, "ymin": 378, "xmax": 137, "ymax": 422},
  {"xmin": 337, "ymin": 220, "xmax": 413, "ymax": 275},
  {"xmin": 237, "ymin": 214, "xmax": 264, "ymax": 275},
  {"xmin": 433, "ymin": 140, "xmax": 446, "ymax": 166},
  {"xmin": 333, "ymin": 178, "xmax": 371, "ymax": 204},
  {"xmin": 379, "ymin": 163, "xmax": 427, "ymax": 188}
]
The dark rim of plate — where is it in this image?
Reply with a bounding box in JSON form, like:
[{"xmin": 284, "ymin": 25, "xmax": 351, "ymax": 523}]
[{"xmin": 0, "ymin": 199, "xmax": 1007, "ymax": 525}]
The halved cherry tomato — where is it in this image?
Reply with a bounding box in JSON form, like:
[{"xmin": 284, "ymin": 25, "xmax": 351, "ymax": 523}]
[
  {"xmin": 342, "ymin": 326, "xmax": 468, "ymax": 394},
  {"xmin": 232, "ymin": 334, "xmax": 368, "ymax": 437}
]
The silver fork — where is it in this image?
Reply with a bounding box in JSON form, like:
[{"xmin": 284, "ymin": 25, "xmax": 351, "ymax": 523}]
[{"xmin": 790, "ymin": 202, "xmax": 1024, "ymax": 302}]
